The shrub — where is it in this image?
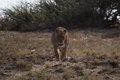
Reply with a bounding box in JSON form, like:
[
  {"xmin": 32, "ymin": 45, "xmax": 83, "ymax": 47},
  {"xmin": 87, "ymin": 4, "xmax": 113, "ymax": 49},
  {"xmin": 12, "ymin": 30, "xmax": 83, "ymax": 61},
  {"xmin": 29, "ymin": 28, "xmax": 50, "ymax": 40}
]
[{"xmin": 0, "ymin": 0, "xmax": 120, "ymax": 31}]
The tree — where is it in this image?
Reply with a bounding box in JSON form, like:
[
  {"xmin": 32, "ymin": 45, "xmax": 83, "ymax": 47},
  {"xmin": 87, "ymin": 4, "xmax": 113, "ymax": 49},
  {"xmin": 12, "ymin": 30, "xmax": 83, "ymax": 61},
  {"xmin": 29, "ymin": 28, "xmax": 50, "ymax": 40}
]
[{"xmin": 1, "ymin": 0, "xmax": 120, "ymax": 31}]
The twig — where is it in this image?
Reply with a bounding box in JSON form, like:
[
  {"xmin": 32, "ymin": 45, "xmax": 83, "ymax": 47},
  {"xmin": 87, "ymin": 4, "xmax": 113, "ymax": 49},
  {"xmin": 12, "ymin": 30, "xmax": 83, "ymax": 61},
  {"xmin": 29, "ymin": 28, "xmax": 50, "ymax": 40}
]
[{"xmin": 105, "ymin": 74, "xmax": 114, "ymax": 80}]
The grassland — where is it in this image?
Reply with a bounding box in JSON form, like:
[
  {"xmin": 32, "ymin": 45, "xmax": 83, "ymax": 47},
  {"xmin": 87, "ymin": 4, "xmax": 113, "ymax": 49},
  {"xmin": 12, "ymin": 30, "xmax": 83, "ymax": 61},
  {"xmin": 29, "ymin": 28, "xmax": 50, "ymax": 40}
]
[{"xmin": 0, "ymin": 28, "xmax": 120, "ymax": 80}]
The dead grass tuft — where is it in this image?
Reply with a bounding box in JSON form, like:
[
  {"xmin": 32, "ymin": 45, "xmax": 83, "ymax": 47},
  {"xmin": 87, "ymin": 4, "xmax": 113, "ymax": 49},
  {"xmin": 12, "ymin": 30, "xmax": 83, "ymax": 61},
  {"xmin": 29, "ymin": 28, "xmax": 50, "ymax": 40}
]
[
  {"xmin": 82, "ymin": 73, "xmax": 105, "ymax": 80},
  {"xmin": 15, "ymin": 59, "xmax": 32, "ymax": 71}
]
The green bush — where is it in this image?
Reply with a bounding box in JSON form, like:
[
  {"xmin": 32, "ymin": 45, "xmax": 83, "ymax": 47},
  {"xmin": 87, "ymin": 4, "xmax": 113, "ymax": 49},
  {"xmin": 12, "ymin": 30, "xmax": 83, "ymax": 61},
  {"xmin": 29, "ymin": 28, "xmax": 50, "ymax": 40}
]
[
  {"xmin": 2, "ymin": 2, "xmax": 35, "ymax": 31},
  {"xmin": 0, "ymin": 0, "xmax": 120, "ymax": 31}
]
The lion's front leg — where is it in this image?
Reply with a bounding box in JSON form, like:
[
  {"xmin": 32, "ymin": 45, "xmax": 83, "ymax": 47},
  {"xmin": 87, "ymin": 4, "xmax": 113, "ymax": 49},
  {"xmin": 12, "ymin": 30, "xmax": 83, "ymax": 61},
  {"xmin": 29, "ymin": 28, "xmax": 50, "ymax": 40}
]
[
  {"xmin": 61, "ymin": 47, "xmax": 67, "ymax": 60},
  {"xmin": 57, "ymin": 48, "xmax": 62, "ymax": 61},
  {"xmin": 54, "ymin": 46, "xmax": 59, "ymax": 60}
]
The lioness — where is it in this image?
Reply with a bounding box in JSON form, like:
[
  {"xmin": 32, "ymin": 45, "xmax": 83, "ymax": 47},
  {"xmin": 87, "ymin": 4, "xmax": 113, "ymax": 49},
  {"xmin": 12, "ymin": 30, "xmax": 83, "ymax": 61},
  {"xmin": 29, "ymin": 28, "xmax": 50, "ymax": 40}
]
[{"xmin": 51, "ymin": 27, "xmax": 69, "ymax": 61}]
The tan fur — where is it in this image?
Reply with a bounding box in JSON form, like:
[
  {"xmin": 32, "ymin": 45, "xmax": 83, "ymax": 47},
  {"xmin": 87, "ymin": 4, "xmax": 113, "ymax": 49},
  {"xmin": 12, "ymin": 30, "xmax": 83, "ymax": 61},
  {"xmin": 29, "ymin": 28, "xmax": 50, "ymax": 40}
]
[{"xmin": 51, "ymin": 27, "xmax": 69, "ymax": 60}]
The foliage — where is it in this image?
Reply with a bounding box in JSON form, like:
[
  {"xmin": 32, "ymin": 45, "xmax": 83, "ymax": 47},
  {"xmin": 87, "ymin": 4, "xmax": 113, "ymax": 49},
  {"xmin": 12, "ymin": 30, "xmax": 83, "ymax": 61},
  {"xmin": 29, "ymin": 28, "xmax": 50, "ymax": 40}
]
[
  {"xmin": 1, "ymin": 2, "xmax": 35, "ymax": 31},
  {"xmin": 0, "ymin": 0, "xmax": 120, "ymax": 31}
]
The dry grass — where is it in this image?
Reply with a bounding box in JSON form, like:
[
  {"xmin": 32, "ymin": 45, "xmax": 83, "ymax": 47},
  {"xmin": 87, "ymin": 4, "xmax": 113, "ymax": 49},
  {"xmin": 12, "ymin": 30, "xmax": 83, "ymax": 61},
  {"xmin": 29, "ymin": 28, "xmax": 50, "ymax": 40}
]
[{"xmin": 0, "ymin": 28, "xmax": 120, "ymax": 80}]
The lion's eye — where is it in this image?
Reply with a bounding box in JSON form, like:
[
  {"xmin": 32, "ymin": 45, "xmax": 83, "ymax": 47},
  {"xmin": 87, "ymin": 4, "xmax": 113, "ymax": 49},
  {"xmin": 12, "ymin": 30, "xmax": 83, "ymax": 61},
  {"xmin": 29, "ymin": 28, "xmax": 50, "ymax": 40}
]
[
  {"xmin": 63, "ymin": 30, "xmax": 66, "ymax": 33},
  {"xmin": 56, "ymin": 29, "xmax": 58, "ymax": 32}
]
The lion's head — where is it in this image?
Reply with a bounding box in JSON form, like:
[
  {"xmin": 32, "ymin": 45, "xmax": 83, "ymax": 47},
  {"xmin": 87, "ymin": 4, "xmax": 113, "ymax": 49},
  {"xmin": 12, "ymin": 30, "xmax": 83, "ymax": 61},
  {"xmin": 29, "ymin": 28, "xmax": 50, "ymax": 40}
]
[{"xmin": 55, "ymin": 27, "xmax": 68, "ymax": 47}]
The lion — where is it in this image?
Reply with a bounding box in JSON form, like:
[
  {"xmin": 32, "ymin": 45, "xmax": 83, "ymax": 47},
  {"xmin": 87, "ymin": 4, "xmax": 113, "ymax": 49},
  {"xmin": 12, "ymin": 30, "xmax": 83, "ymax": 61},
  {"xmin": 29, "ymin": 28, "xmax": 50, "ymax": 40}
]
[{"xmin": 51, "ymin": 27, "xmax": 69, "ymax": 61}]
